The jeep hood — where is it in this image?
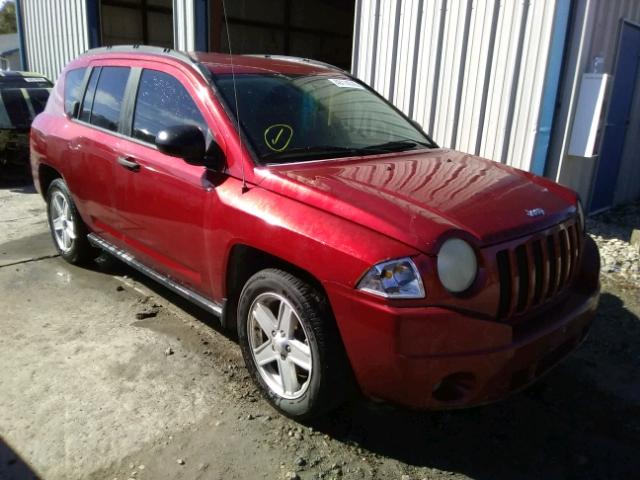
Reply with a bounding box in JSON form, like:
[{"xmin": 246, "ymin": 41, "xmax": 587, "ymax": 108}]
[{"xmin": 257, "ymin": 149, "xmax": 578, "ymax": 254}]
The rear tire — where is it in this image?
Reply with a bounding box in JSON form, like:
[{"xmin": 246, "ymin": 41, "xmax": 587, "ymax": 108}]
[
  {"xmin": 237, "ymin": 268, "xmax": 353, "ymax": 420},
  {"xmin": 46, "ymin": 178, "xmax": 97, "ymax": 264}
]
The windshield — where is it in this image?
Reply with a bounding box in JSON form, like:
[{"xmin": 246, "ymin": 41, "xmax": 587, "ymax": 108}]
[{"xmin": 212, "ymin": 73, "xmax": 436, "ymax": 164}]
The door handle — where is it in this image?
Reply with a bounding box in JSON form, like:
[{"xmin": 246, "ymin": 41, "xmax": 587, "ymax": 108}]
[{"xmin": 117, "ymin": 156, "xmax": 140, "ymax": 172}]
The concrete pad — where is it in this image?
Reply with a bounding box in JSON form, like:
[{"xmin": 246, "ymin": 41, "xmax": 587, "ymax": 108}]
[{"xmin": 0, "ymin": 258, "xmax": 223, "ymax": 478}]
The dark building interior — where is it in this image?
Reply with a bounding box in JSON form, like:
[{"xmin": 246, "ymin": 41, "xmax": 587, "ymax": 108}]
[{"xmin": 97, "ymin": 0, "xmax": 355, "ymax": 70}]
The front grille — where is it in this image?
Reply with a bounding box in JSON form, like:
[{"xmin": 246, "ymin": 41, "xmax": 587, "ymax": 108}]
[{"xmin": 496, "ymin": 221, "xmax": 581, "ymax": 320}]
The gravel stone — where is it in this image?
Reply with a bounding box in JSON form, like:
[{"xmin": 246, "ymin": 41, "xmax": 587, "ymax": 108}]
[{"xmin": 588, "ymin": 203, "xmax": 639, "ymax": 283}]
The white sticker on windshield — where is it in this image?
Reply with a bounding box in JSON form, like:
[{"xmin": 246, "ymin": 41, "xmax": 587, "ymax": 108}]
[
  {"xmin": 328, "ymin": 78, "xmax": 365, "ymax": 90},
  {"xmin": 24, "ymin": 77, "xmax": 47, "ymax": 83}
]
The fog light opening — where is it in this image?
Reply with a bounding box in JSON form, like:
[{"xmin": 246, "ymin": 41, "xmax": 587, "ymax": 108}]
[{"xmin": 432, "ymin": 372, "xmax": 476, "ymax": 403}]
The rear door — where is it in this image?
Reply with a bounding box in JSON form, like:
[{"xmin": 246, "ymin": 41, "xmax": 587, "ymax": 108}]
[
  {"xmin": 65, "ymin": 65, "xmax": 133, "ymax": 241},
  {"xmin": 111, "ymin": 65, "xmax": 213, "ymax": 292}
]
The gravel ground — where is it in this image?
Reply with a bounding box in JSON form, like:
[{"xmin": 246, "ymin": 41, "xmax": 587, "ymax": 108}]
[
  {"xmin": 588, "ymin": 201, "xmax": 640, "ymax": 283},
  {"xmin": 1, "ymin": 170, "xmax": 639, "ymax": 480}
]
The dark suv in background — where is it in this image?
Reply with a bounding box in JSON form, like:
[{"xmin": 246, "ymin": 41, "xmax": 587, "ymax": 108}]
[{"xmin": 0, "ymin": 71, "xmax": 51, "ymax": 175}]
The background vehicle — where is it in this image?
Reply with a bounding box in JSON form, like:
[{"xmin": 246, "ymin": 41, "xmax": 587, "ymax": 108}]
[
  {"xmin": 0, "ymin": 71, "xmax": 51, "ymax": 175},
  {"xmin": 30, "ymin": 46, "xmax": 600, "ymax": 419}
]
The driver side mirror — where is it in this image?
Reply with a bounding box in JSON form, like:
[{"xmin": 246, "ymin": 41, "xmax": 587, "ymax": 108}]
[{"xmin": 156, "ymin": 125, "xmax": 218, "ymax": 167}]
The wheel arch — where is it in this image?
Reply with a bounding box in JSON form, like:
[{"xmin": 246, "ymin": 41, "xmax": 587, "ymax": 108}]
[
  {"xmin": 222, "ymin": 243, "xmax": 330, "ymax": 330},
  {"xmin": 37, "ymin": 163, "xmax": 62, "ymax": 198}
]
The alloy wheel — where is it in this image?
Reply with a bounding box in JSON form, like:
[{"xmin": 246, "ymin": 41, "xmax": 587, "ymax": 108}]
[
  {"xmin": 247, "ymin": 292, "xmax": 313, "ymax": 399},
  {"xmin": 50, "ymin": 190, "xmax": 76, "ymax": 253}
]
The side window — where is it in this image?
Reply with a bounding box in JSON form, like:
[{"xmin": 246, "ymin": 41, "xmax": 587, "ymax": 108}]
[
  {"xmin": 64, "ymin": 68, "xmax": 86, "ymax": 116},
  {"xmin": 132, "ymin": 69, "xmax": 207, "ymax": 144},
  {"xmin": 79, "ymin": 68, "xmax": 100, "ymax": 123},
  {"xmin": 28, "ymin": 88, "xmax": 50, "ymax": 116},
  {"xmin": 89, "ymin": 67, "xmax": 130, "ymax": 132}
]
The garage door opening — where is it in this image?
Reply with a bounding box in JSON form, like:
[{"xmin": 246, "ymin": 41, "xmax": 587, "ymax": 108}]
[
  {"xmin": 100, "ymin": 0, "xmax": 174, "ymax": 49},
  {"xmin": 211, "ymin": 0, "xmax": 355, "ymax": 71}
]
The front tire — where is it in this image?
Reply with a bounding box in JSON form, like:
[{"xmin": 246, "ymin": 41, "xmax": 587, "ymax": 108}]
[
  {"xmin": 46, "ymin": 178, "xmax": 96, "ymax": 264},
  {"xmin": 237, "ymin": 268, "xmax": 352, "ymax": 419}
]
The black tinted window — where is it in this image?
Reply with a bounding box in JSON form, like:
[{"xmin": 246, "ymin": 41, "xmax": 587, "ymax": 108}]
[
  {"xmin": 28, "ymin": 89, "xmax": 50, "ymax": 115},
  {"xmin": 64, "ymin": 68, "xmax": 85, "ymax": 116},
  {"xmin": 0, "ymin": 88, "xmax": 50, "ymax": 129},
  {"xmin": 0, "ymin": 89, "xmax": 31, "ymax": 128},
  {"xmin": 89, "ymin": 67, "xmax": 130, "ymax": 132},
  {"xmin": 133, "ymin": 69, "xmax": 206, "ymax": 144}
]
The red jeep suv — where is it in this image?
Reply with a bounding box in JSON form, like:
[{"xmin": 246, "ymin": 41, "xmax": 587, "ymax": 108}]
[{"xmin": 30, "ymin": 46, "xmax": 600, "ymax": 419}]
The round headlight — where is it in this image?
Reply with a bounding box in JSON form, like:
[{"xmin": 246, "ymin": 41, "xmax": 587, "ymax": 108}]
[{"xmin": 437, "ymin": 238, "xmax": 478, "ymax": 293}]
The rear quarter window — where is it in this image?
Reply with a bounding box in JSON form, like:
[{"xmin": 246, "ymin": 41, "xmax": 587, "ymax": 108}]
[{"xmin": 64, "ymin": 68, "xmax": 86, "ymax": 116}]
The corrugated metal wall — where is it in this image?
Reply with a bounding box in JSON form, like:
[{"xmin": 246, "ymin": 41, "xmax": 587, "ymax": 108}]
[
  {"xmin": 173, "ymin": 0, "xmax": 196, "ymax": 51},
  {"xmin": 548, "ymin": 0, "xmax": 640, "ymax": 208},
  {"xmin": 353, "ymin": 0, "xmax": 560, "ymax": 172},
  {"xmin": 21, "ymin": 0, "xmax": 89, "ymax": 82},
  {"xmin": 587, "ymin": 0, "xmax": 640, "ymax": 206},
  {"xmin": 20, "ymin": 0, "xmax": 196, "ymax": 80},
  {"xmin": 587, "ymin": 0, "xmax": 640, "ymax": 73}
]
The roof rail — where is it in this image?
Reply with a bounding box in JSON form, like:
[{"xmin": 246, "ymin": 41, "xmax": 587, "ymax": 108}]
[
  {"xmin": 79, "ymin": 44, "xmax": 214, "ymax": 82},
  {"xmin": 81, "ymin": 44, "xmax": 201, "ymax": 65},
  {"xmin": 244, "ymin": 54, "xmax": 346, "ymax": 73}
]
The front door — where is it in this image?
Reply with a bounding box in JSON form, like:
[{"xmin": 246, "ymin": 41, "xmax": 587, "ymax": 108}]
[
  {"xmin": 590, "ymin": 22, "xmax": 640, "ymax": 212},
  {"xmin": 112, "ymin": 67, "xmax": 213, "ymax": 292}
]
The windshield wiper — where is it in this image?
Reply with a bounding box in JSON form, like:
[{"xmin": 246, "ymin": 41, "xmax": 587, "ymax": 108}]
[
  {"xmin": 262, "ymin": 140, "xmax": 433, "ymax": 163},
  {"xmin": 358, "ymin": 140, "xmax": 431, "ymax": 153},
  {"xmin": 262, "ymin": 145, "xmax": 358, "ymax": 161}
]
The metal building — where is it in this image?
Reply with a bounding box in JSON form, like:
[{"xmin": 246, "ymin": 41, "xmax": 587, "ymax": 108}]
[
  {"xmin": 14, "ymin": 0, "xmax": 640, "ymax": 212},
  {"xmin": 353, "ymin": 0, "xmax": 640, "ymax": 212}
]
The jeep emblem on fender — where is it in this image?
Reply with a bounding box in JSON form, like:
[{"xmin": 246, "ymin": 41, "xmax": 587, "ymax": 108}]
[{"xmin": 525, "ymin": 208, "xmax": 545, "ymax": 217}]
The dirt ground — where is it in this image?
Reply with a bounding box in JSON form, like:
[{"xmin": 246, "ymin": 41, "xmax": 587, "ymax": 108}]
[{"xmin": 1, "ymin": 170, "xmax": 639, "ymax": 480}]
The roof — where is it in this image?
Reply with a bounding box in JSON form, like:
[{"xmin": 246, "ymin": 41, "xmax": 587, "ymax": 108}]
[
  {"xmin": 193, "ymin": 52, "xmax": 344, "ymax": 76},
  {"xmin": 0, "ymin": 71, "xmax": 52, "ymax": 88}
]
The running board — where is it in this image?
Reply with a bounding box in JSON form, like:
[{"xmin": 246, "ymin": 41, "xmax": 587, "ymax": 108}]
[{"xmin": 87, "ymin": 233, "xmax": 223, "ymax": 317}]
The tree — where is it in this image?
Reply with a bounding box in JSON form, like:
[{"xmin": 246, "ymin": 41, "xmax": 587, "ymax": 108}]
[{"xmin": 0, "ymin": 1, "xmax": 17, "ymax": 35}]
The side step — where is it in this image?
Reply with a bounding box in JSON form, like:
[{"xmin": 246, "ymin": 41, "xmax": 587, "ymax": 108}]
[{"xmin": 87, "ymin": 233, "xmax": 223, "ymax": 317}]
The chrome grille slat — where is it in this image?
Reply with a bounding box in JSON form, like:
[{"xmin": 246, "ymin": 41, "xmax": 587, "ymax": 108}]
[
  {"xmin": 531, "ymin": 240, "xmax": 544, "ymax": 304},
  {"xmin": 523, "ymin": 242, "xmax": 537, "ymax": 310},
  {"xmin": 548, "ymin": 232, "xmax": 561, "ymax": 297},
  {"xmin": 559, "ymin": 228, "xmax": 571, "ymax": 286},
  {"xmin": 508, "ymin": 249, "xmax": 520, "ymax": 318},
  {"xmin": 515, "ymin": 245, "xmax": 529, "ymax": 313}
]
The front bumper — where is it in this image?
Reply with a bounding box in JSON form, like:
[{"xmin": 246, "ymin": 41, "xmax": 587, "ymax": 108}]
[{"xmin": 326, "ymin": 239, "xmax": 600, "ymax": 409}]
